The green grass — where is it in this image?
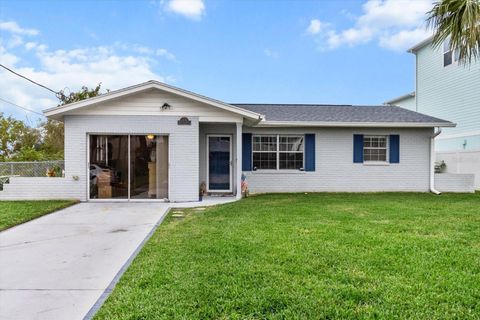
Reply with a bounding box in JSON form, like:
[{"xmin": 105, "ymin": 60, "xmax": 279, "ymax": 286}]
[
  {"xmin": 95, "ymin": 193, "xmax": 480, "ymax": 319},
  {"xmin": 0, "ymin": 200, "xmax": 78, "ymax": 231}
]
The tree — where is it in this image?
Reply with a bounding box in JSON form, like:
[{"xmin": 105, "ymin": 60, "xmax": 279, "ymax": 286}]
[
  {"xmin": 39, "ymin": 119, "xmax": 64, "ymax": 160},
  {"xmin": 57, "ymin": 83, "xmax": 103, "ymax": 105},
  {"xmin": 38, "ymin": 83, "xmax": 104, "ymax": 159},
  {"xmin": 0, "ymin": 114, "xmax": 41, "ymax": 161},
  {"xmin": 427, "ymin": 0, "xmax": 480, "ymax": 64},
  {"xmin": 0, "ymin": 84, "xmax": 104, "ymax": 161}
]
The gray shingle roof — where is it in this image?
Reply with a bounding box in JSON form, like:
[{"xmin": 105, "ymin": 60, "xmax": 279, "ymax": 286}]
[{"xmin": 232, "ymin": 104, "xmax": 453, "ymax": 124}]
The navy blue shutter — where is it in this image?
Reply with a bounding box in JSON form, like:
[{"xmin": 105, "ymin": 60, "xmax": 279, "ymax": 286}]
[
  {"xmin": 389, "ymin": 135, "xmax": 400, "ymax": 163},
  {"xmin": 242, "ymin": 133, "xmax": 252, "ymax": 171},
  {"xmin": 304, "ymin": 134, "xmax": 316, "ymax": 171},
  {"xmin": 353, "ymin": 134, "xmax": 364, "ymax": 163}
]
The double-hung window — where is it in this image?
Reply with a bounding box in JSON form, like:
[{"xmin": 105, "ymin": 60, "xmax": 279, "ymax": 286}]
[
  {"xmin": 252, "ymin": 135, "xmax": 304, "ymax": 170},
  {"xmin": 443, "ymin": 37, "xmax": 460, "ymax": 67},
  {"xmin": 279, "ymin": 136, "xmax": 304, "ymax": 169},
  {"xmin": 252, "ymin": 136, "xmax": 277, "ymax": 170},
  {"xmin": 363, "ymin": 135, "xmax": 388, "ymax": 162}
]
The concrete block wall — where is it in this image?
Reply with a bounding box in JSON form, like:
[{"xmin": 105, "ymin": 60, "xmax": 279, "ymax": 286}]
[
  {"xmin": 0, "ymin": 115, "xmax": 199, "ymax": 202},
  {"xmin": 64, "ymin": 115, "xmax": 199, "ymax": 202},
  {"xmin": 0, "ymin": 177, "xmax": 80, "ymax": 200},
  {"xmin": 434, "ymin": 173, "xmax": 475, "ymax": 193},
  {"xmin": 436, "ymin": 150, "xmax": 480, "ymax": 189},
  {"xmin": 243, "ymin": 127, "xmax": 433, "ymax": 193}
]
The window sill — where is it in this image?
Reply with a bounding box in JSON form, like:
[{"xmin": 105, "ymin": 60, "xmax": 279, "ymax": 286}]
[
  {"xmin": 363, "ymin": 162, "xmax": 390, "ymax": 166},
  {"xmin": 250, "ymin": 170, "xmax": 307, "ymax": 174}
]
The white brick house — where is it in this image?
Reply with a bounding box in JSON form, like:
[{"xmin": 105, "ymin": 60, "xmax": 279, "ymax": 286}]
[{"xmin": 1, "ymin": 80, "xmax": 466, "ymax": 201}]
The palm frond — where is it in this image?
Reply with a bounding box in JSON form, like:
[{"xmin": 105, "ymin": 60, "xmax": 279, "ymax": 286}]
[{"xmin": 427, "ymin": 0, "xmax": 480, "ymax": 65}]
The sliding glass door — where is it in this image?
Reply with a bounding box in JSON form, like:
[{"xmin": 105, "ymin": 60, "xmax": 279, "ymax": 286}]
[
  {"xmin": 89, "ymin": 134, "xmax": 168, "ymax": 200},
  {"xmin": 130, "ymin": 135, "xmax": 168, "ymax": 199},
  {"xmin": 89, "ymin": 135, "xmax": 129, "ymax": 199}
]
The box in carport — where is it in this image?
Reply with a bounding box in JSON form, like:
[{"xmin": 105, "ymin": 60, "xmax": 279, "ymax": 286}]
[{"xmin": 97, "ymin": 171, "xmax": 112, "ymax": 198}]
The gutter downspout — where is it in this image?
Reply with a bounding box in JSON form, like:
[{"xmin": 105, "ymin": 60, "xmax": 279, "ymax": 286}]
[{"xmin": 430, "ymin": 127, "xmax": 442, "ymax": 195}]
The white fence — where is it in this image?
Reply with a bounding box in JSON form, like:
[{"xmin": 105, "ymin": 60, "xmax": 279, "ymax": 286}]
[{"xmin": 436, "ymin": 150, "xmax": 480, "ymax": 189}]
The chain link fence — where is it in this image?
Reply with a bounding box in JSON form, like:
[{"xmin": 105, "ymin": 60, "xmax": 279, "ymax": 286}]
[{"xmin": 0, "ymin": 160, "xmax": 65, "ymax": 178}]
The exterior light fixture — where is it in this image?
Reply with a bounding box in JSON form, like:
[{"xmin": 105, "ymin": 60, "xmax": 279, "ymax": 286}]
[{"xmin": 147, "ymin": 134, "xmax": 155, "ymax": 140}]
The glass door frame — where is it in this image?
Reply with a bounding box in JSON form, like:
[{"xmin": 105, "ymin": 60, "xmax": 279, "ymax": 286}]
[
  {"xmin": 86, "ymin": 133, "xmax": 170, "ymax": 202},
  {"xmin": 206, "ymin": 134, "xmax": 233, "ymax": 193}
]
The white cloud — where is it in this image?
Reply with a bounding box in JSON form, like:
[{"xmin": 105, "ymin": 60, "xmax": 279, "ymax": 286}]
[
  {"xmin": 0, "ymin": 45, "xmax": 20, "ymax": 66},
  {"xmin": 24, "ymin": 42, "xmax": 38, "ymax": 50},
  {"xmin": 166, "ymin": 0, "xmax": 205, "ymax": 20},
  {"xmin": 7, "ymin": 35, "xmax": 24, "ymax": 49},
  {"xmin": 156, "ymin": 48, "xmax": 177, "ymax": 61},
  {"xmin": 263, "ymin": 48, "xmax": 279, "ymax": 59},
  {"xmin": 115, "ymin": 43, "xmax": 177, "ymax": 61},
  {"xmin": 0, "ymin": 22, "xmax": 178, "ymax": 121},
  {"xmin": 307, "ymin": 0, "xmax": 433, "ymax": 52},
  {"xmin": 327, "ymin": 27, "xmax": 373, "ymax": 49},
  {"xmin": 379, "ymin": 27, "xmax": 431, "ymax": 51},
  {"xmin": 358, "ymin": 0, "xmax": 432, "ymax": 29},
  {"xmin": 306, "ymin": 19, "xmax": 323, "ymax": 35},
  {"xmin": 0, "ymin": 21, "xmax": 39, "ymax": 36}
]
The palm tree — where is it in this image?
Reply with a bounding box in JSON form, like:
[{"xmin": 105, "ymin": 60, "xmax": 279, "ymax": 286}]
[{"xmin": 427, "ymin": 0, "xmax": 480, "ymax": 64}]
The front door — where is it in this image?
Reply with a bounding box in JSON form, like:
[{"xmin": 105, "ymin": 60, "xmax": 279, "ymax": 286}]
[{"xmin": 207, "ymin": 135, "xmax": 232, "ymax": 192}]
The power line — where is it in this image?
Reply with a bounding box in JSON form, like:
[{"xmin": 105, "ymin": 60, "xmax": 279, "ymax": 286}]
[
  {"xmin": 0, "ymin": 97, "xmax": 44, "ymax": 116},
  {"xmin": 0, "ymin": 63, "xmax": 61, "ymax": 97}
]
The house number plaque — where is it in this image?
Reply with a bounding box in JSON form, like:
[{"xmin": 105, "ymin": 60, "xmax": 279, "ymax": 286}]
[{"xmin": 177, "ymin": 117, "xmax": 191, "ymax": 125}]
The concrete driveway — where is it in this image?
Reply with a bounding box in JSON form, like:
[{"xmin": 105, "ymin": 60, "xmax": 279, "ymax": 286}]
[{"xmin": 0, "ymin": 202, "xmax": 170, "ymax": 320}]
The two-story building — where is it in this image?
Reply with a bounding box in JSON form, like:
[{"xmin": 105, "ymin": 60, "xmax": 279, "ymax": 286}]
[{"xmin": 386, "ymin": 37, "xmax": 480, "ymax": 189}]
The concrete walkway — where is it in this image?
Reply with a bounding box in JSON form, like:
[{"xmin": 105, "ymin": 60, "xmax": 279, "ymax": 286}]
[{"xmin": 0, "ymin": 197, "xmax": 236, "ymax": 320}]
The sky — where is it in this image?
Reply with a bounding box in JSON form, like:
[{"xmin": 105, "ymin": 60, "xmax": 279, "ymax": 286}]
[{"xmin": 0, "ymin": 0, "xmax": 434, "ymax": 123}]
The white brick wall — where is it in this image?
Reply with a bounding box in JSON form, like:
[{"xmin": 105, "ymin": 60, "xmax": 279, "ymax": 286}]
[
  {"xmin": 65, "ymin": 115, "xmax": 199, "ymax": 202},
  {"xmin": 0, "ymin": 115, "xmax": 199, "ymax": 202},
  {"xmin": 243, "ymin": 127, "xmax": 433, "ymax": 193},
  {"xmin": 1, "ymin": 122, "xmax": 441, "ymax": 200},
  {"xmin": 0, "ymin": 177, "xmax": 81, "ymax": 200}
]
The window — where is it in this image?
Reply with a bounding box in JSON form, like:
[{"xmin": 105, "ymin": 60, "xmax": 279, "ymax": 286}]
[
  {"xmin": 252, "ymin": 136, "xmax": 277, "ymax": 170},
  {"xmin": 363, "ymin": 136, "xmax": 388, "ymax": 162},
  {"xmin": 443, "ymin": 40, "xmax": 453, "ymax": 66},
  {"xmin": 252, "ymin": 135, "xmax": 304, "ymax": 170},
  {"xmin": 279, "ymin": 136, "xmax": 304, "ymax": 169},
  {"xmin": 443, "ymin": 38, "xmax": 460, "ymax": 67}
]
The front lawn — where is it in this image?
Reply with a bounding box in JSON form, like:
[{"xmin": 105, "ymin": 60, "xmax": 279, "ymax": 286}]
[
  {"xmin": 96, "ymin": 193, "xmax": 480, "ymax": 319},
  {"xmin": 0, "ymin": 200, "xmax": 78, "ymax": 231}
]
